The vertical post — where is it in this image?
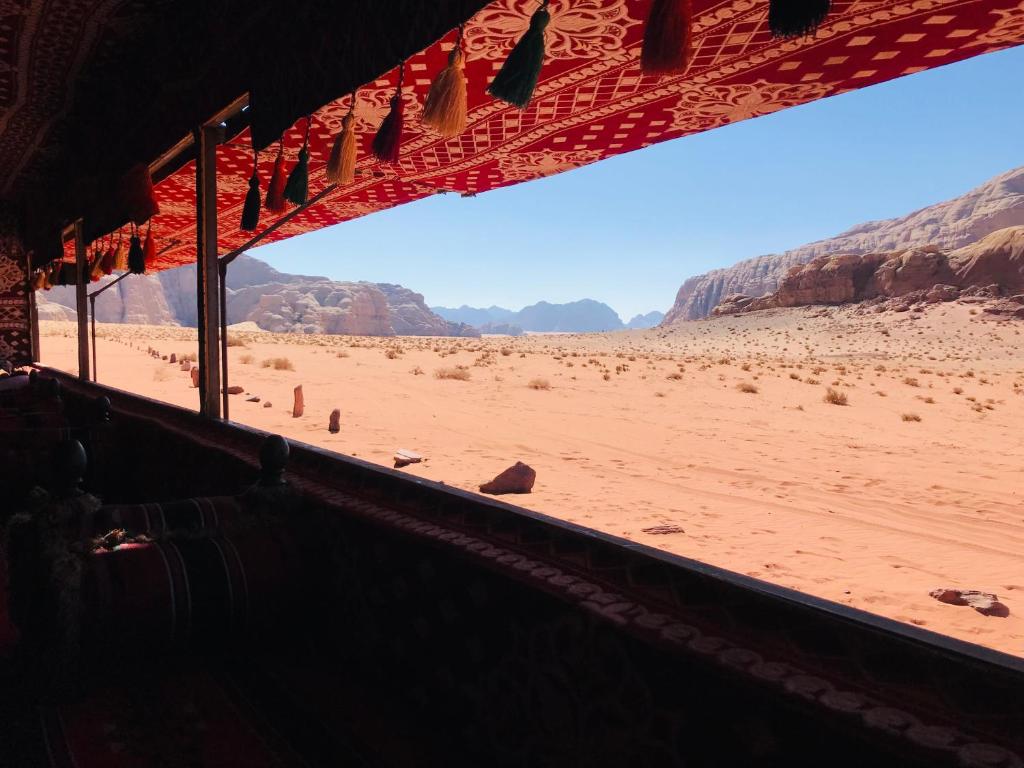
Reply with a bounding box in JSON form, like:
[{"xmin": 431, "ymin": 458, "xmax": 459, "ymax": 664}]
[
  {"xmin": 195, "ymin": 125, "xmax": 222, "ymax": 418},
  {"xmin": 26, "ymin": 251, "xmax": 40, "ymax": 362},
  {"xmin": 220, "ymin": 260, "xmax": 230, "ymax": 420},
  {"xmin": 90, "ymin": 296, "xmax": 97, "ymax": 382},
  {"xmin": 73, "ymin": 220, "xmax": 90, "ymax": 380}
]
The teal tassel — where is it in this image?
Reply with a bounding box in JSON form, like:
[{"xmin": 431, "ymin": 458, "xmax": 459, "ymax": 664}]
[
  {"xmin": 241, "ymin": 155, "xmax": 262, "ymax": 231},
  {"xmin": 283, "ymin": 145, "xmax": 308, "ymax": 206},
  {"xmin": 488, "ymin": 2, "xmax": 550, "ymax": 109}
]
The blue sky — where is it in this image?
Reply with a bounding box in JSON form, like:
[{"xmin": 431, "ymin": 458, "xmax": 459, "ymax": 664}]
[{"xmin": 252, "ymin": 46, "xmax": 1024, "ymax": 321}]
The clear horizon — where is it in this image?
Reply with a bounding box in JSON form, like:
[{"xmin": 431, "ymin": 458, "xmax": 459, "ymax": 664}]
[{"xmin": 251, "ymin": 46, "xmax": 1024, "ymax": 320}]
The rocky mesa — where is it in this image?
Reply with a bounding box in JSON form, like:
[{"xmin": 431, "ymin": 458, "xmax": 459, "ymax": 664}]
[
  {"xmin": 711, "ymin": 226, "xmax": 1024, "ymax": 318},
  {"xmin": 664, "ymin": 166, "xmax": 1024, "ymax": 323}
]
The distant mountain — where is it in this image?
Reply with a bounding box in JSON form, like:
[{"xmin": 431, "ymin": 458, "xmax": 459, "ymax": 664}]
[
  {"xmin": 664, "ymin": 166, "xmax": 1024, "ymax": 323},
  {"xmin": 37, "ymin": 254, "xmax": 478, "ymax": 337},
  {"xmin": 433, "ymin": 299, "xmax": 647, "ymax": 333},
  {"xmin": 625, "ymin": 311, "xmax": 664, "ymax": 329}
]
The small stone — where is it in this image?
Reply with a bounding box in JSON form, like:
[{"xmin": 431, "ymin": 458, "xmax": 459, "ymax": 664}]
[
  {"xmin": 226, "ymin": 385, "xmax": 244, "ymax": 395},
  {"xmin": 393, "ymin": 449, "xmax": 422, "ymax": 468},
  {"xmin": 479, "ymin": 462, "xmax": 536, "ymax": 495},
  {"xmin": 191, "ymin": 367, "xmax": 200, "ymax": 388},
  {"xmin": 292, "ymin": 385, "xmax": 304, "ymax": 418},
  {"xmin": 180, "ymin": 360, "xmax": 191, "ymax": 371},
  {"xmin": 328, "ymin": 409, "xmax": 341, "ymax": 433},
  {"xmin": 263, "ymin": 401, "xmax": 272, "ymax": 408},
  {"xmin": 246, "ymin": 396, "xmax": 260, "ymax": 402},
  {"xmin": 169, "ymin": 353, "xmax": 176, "ymax": 364}
]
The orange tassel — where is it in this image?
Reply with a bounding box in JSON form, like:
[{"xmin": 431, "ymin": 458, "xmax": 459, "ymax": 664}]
[
  {"xmin": 422, "ymin": 30, "xmax": 467, "ymax": 138},
  {"xmin": 143, "ymin": 223, "xmax": 156, "ymax": 266},
  {"xmin": 641, "ymin": 0, "xmax": 693, "ymax": 74},
  {"xmin": 265, "ymin": 141, "xmax": 287, "ymax": 213}
]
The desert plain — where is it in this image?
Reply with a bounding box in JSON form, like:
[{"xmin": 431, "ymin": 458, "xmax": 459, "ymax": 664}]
[{"xmin": 38, "ymin": 301, "xmax": 1024, "ymax": 656}]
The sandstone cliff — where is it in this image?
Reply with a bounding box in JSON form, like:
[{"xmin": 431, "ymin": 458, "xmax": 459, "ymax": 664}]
[
  {"xmin": 711, "ymin": 227, "xmax": 1024, "ymax": 317},
  {"xmin": 664, "ymin": 166, "xmax": 1024, "ymax": 323},
  {"xmin": 38, "ymin": 273, "xmax": 179, "ymax": 325}
]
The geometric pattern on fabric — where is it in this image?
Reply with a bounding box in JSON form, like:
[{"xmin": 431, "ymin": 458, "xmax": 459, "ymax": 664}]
[
  {"xmin": 121, "ymin": 0, "xmax": 1024, "ymax": 270},
  {"xmin": 0, "ymin": 233, "xmax": 31, "ymax": 364}
]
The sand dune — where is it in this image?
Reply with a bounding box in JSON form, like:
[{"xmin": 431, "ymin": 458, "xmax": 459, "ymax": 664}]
[{"xmin": 38, "ymin": 301, "xmax": 1024, "ymax": 656}]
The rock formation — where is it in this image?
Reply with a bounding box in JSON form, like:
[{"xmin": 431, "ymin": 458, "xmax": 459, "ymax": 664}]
[
  {"xmin": 625, "ymin": 311, "xmax": 665, "ymax": 329},
  {"xmin": 710, "ymin": 227, "xmax": 1024, "ymax": 317},
  {"xmin": 665, "ymin": 165, "xmax": 1024, "ymax": 323},
  {"xmin": 479, "ymin": 462, "xmax": 536, "ymax": 495},
  {"xmin": 38, "ymin": 273, "xmax": 179, "ymax": 325}
]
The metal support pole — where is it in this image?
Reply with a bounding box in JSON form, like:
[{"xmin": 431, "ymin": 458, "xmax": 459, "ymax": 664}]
[
  {"xmin": 90, "ymin": 295, "xmax": 97, "ymax": 382},
  {"xmin": 73, "ymin": 220, "xmax": 90, "ymax": 380},
  {"xmin": 220, "ymin": 260, "xmax": 229, "ymax": 420},
  {"xmin": 195, "ymin": 124, "xmax": 222, "ymax": 418}
]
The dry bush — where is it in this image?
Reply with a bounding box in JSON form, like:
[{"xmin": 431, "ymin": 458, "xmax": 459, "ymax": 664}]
[
  {"xmin": 410, "ymin": 365, "xmax": 424, "ymax": 375},
  {"xmin": 180, "ymin": 352, "xmax": 197, "ymax": 362},
  {"xmin": 736, "ymin": 382, "xmax": 758, "ymax": 394},
  {"xmin": 528, "ymin": 378, "xmax": 551, "ymax": 390},
  {"xmin": 952, "ymin": 386, "xmax": 963, "ymax": 395},
  {"xmin": 500, "ymin": 348, "xmax": 512, "ymax": 356},
  {"xmin": 225, "ymin": 334, "xmax": 247, "ymax": 348},
  {"xmin": 789, "ymin": 372, "xmax": 801, "ymax": 380},
  {"xmin": 434, "ymin": 366, "xmax": 471, "ymax": 381},
  {"xmin": 901, "ymin": 413, "xmax": 922, "ymax": 422},
  {"xmin": 336, "ymin": 351, "xmax": 349, "ymax": 358},
  {"xmin": 665, "ymin": 372, "xmax": 683, "ymax": 381},
  {"xmin": 602, "ymin": 372, "xmax": 611, "ymax": 381},
  {"xmin": 823, "ymin": 387, "xmax": 848, "ymax": 406},
  {"xmin": 385, "ymin": 349, "xmax": 399, "ymax": 359},
  {"xmin": 654, "ymin": 391, "xmax": 666, "ymax": 398},
  {"xmin": 239, "ymin": 353, "xmax": 255, "ymax": 365},
  {"xmin": 261, "ymin": 357, "xmax": 294, "ymax": 371},
  {"xmin": 903, "ymin": 376, "xmax": 920, "ymax": 387}
]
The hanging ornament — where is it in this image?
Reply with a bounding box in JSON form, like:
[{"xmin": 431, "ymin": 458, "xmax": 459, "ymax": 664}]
[
  {"xmin": 373, "ymin": 64, "xmax": 406, "ymax": 163},
  {"xmin": 768, "ymin": 0, "xmax": 831, "ymax": 38},
  {"xmin": 641, "ymin": 0, "xmax": 692, "ymax": 74},
  {"xmin": 241, "ymin": 149, "xmax": 262, "ymax": 231},
  {"xmin": 128, "ymin": 224, "xmax": 145, "ymax": 274},
  {"xmin": 143, "ymin": 222, "xmax": 156, "ymax": 266},
  {"xmin": 118, "ymin": 163, "xmax": 161, "ymax": 224},
  {"xmin": 326, "ymin": 94, "xmax": 358, "ymax": 185},
  {"xmin": 101, "ymin": 236, "xmax": 115, "ymax": 275},
  {"xmin": 488, "ymin": 1, "xmax": 550, "ymax": 108},
  {"xmin": 265, "ymin": 140, "xmax": 288, "ymax": 213},
  {"xmin": 284, "ymin": 118, "xmax": 310, "ymax": 205},
  {"xmin": 113, "ymin": 230, "xmax": 128, "ymax": 272},
  {"xmin": 89, "ymin": 246, "xmax": 104, "ymax": 282},
  {"xmin": 423, "ymin": 27, "xmax": 468, "ymax": 137}
]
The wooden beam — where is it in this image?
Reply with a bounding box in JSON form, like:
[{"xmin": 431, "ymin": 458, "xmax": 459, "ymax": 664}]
[
  {"xmin": 73, "ymin": 220, "xmax": 90, "ymax": 380},
  {"xmin": 195, "ymin": 125, "xmax": 222, "ymax": 418}
]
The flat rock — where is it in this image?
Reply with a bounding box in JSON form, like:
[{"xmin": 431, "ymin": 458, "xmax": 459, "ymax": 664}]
[
  {"xmin": 479, "ymin": 462, "xmax": 536, "ymax": 495},
  {"xmin": 641, "ymin": 524, "xmax": 685, "ymax": 535},
  {"xmin": 929, "ymin": 588, "xmax": 1009, "ymax": 617},
  {"xmin": 226, "ymin": 385, "xmax": 244, "ymax": 395},
  {"xmin": 394, "ymin": 448, "xmax": 422, "ymax": 468}
]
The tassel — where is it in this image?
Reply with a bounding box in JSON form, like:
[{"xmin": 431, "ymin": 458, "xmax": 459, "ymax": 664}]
[
  {"xmin": 422, "ymin": 29, "xmax": 468, "ymax": 137},
  {"xmin": 326, "ymin": 96, "xmax": 358, "ymax": 185},
  {"xmin": 488, "ymin": 1, "xmax": 550, "ymax": 108},
  {"xmin": 641, "ymin": 0, "xmax": 693, "ymax": 74},
  {"xmin": 128, "ymin": 226, "xmax": 145, "ymax": 274},
  {"xmin": 143, "ymin": 223, "xmax": 156, "ymax": 266},
  {"xmin": 119, "ymin": 163, "xmax": 160, "ymax": 224},
  {"xmin": 101, "ymin": 238, "xmax": 115, "ymax": 275},
  {"xmin": 284, "ymin": 119, "xmax": 310, "ymax": 205},
  {"xmin": 241, "ymin": 150, "xmax": 262, "ymax": 230},
  {"xmin": 372, "ymin": 65, "xmax": 405, "ymax": 163},
  {"xmin": 89, "ymin": 248, "xmax": 104, "ymax": 282},
  {"xmin": 113, "ymin": 231, "xmax": 128, "ymax": 272},
  {"xmin": 769, "ymin": 0, "xmax": 831, "ymax": 38},
  {"xmin": 265, "ymin": 141, "xmax": 287, "ymax": 213}
]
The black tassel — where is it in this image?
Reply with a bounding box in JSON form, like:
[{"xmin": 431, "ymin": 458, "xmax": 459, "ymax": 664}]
[
  {"xmin": 241, "ymin": 151, "xmax": 262, "ymax": 231},
  {"xmin": 128, "ymin": 228, "xmax": 145, "ymax": 275},
  {"xmin": 769, "ymin": 0, "xmax": 831, "ymax": 38}
]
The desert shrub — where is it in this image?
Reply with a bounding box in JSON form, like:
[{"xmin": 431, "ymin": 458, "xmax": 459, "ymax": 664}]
[
  {"xmin": 789, "ymin": 372, "xmax": 801, "ymax": 380},
  {"xmin": 239, "ymin": 353, "xmax": 255, "ymax": 365},
  {"xmin": 410, "ymin": 365, "xmax": 424, "ymax": 375},
  {"xmin": 225, "ymin": 334, "xmax": 247, "ymax": 347},
  {"xmin": 665, "ymin": 372, "xmax": 683, "ymax": 381},
  {"xmin": 527, "ymin": 378, "xmax": 551, "ymax": 390},
  {"xmin": 261, "ymin": 357, "xmax": 294, "ymax": 371},
  {"xmin": 901, "ymin": 413, "xmax": 921, "ymax": 422},
  {"xmin": 385, "ymin": 349, "xmax": 399, "ymax": 359},
  {"xmin": 434, "ymin": 366, "xmax": 471, "ymax": 381},
  {"xmin": 736, "ymin": 382, "xmax": 758, "ymax": 394},
  {"xmin": 180, "ymin": 352, "xmax": 198, "ymax": 362},
  {"xmin": 903, "ymin": 376, "xmax": 920, "ymax": 387},
  {"xmin": 823, "ymin": 387, "xmax": 848, "ymax": 406}
]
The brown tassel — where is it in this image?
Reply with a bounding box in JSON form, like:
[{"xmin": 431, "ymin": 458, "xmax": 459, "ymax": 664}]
[
  {"xmin": 113, "ymin": 230, "xmax": 128, "ymax": 272},
  {"xmin": 265, "ymin": 140, "xmax": 288, "ymax": 213},
  {"xmin": 101, "ymin": 237, "xmax": 115, "ymax": 275},
  {"xmin": 327, "ymin": 95, "xmax": 358, "ymax": 185},
  {"xmin": 372, "ymin": 63, "xmax": 405, "ymax": 164},
  {"xmin": 641, "ymin": 0, "xmax": 693, "ymax": 74},
  {"xmin": 89, "ymin": 247, "xmax": 104, "ymax": 282},
  {"xmin": 423, "ymin": 28, "xmax": 468, "ymax": 138}
]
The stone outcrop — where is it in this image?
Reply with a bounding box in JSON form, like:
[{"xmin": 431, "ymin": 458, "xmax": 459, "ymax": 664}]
[
  {"xmin": 38, "ymin": 273, "xmax": 179, "ymax": 325},
  {"xmin": 665, "ymin": 166, "xmax": 1024, "ymax": 323},
  {"xmin": 710, "ymin": 227, "xmax": 1024, "ymax": 316},
  {"xmin": 479, "ymin": 462, "xmax": 536, "ymax": 495}
]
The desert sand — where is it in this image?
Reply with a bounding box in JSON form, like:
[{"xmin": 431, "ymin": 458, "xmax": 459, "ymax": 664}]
[{"xmin": 37, "ymin": 302, "xmax": 1024, "ymax": 656}]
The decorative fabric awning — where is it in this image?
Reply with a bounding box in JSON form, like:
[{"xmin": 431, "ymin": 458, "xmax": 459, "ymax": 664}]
[{"xmin": 98, "ymin": 0, "xmax": 1024, "ymax": 271}]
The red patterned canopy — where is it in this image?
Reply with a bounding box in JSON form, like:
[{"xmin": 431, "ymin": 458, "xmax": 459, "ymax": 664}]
[{"xmin": 124, "ymin": 0, "xmax": 1024, "ymax": 271}]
